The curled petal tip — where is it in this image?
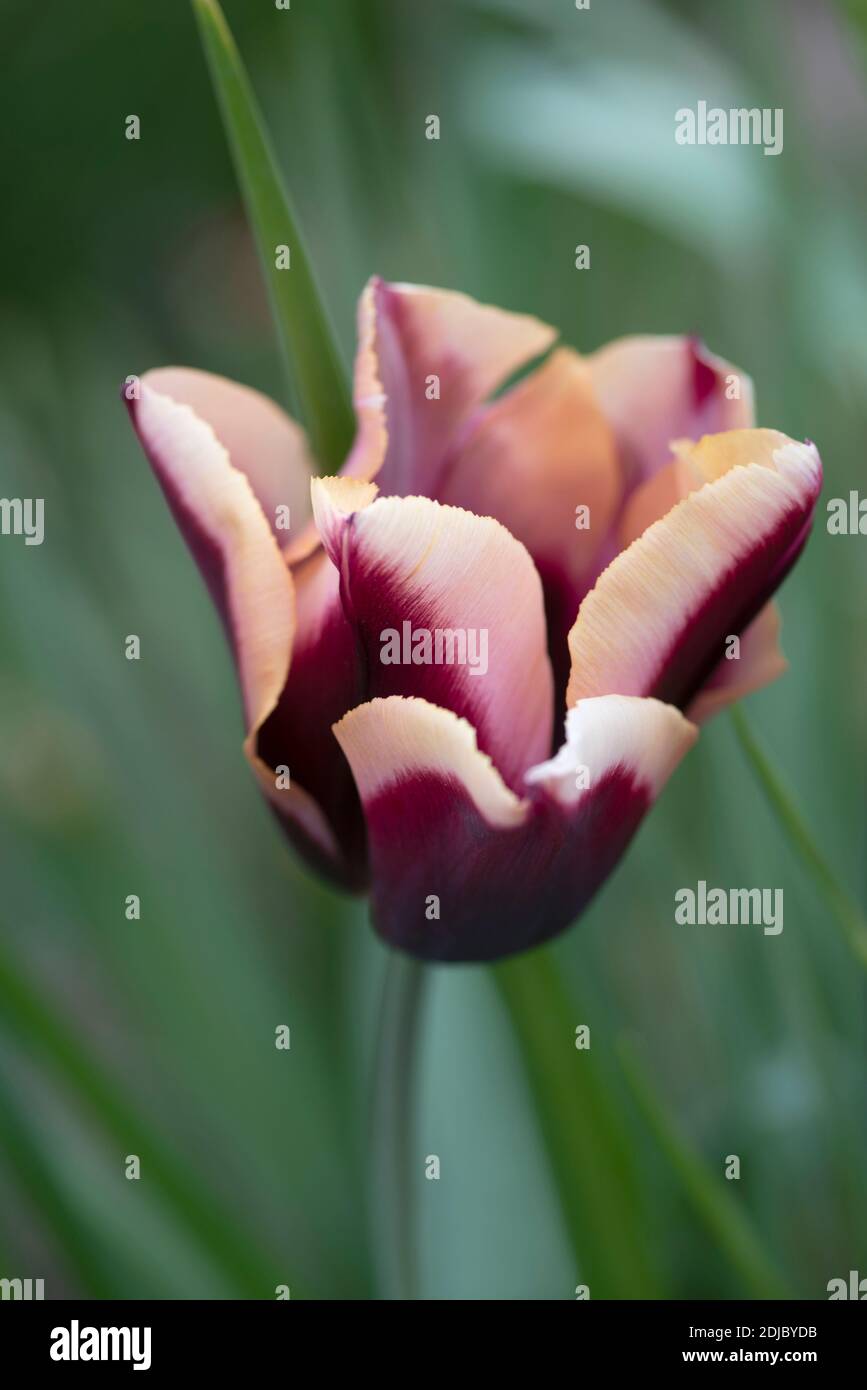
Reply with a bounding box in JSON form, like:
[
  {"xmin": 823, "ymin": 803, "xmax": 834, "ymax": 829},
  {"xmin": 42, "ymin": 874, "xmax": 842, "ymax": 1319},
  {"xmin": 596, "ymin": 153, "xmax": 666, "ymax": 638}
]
[{"xmin": 526, "ymin": 695, "xmax": 698, "ymax": 806}]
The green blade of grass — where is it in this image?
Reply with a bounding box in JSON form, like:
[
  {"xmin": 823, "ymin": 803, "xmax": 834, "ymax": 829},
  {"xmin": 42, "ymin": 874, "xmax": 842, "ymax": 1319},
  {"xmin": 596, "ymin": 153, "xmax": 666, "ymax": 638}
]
[
  {"xmin": 730, "ymin": 705, "xmax": 867, "ymax": 971},
  {"xmin": 0, "ymin": 1068, "xmax": 122, "ymax": 1298},
  {"xmin": 493, "ymin": 948, "xmax": 661, "ymax": 1298},
  {"xmin": 192, "ymin": 0, "xmax": 355, "ymax": 472},
  {"xmin": 618, "ymin": 1036, "xmax": 791, "ymax": 1299},
  {"xmin": 0, "ymin": 938, "xmax": 289, "ymax": 1298}
]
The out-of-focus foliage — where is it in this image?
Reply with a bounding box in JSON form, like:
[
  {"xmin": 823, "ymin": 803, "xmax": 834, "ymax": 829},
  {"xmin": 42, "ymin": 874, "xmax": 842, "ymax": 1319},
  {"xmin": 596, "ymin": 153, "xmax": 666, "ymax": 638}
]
[{"xmin": 0, "ymin": 0, "xmax": 865, "ymax": 1298}]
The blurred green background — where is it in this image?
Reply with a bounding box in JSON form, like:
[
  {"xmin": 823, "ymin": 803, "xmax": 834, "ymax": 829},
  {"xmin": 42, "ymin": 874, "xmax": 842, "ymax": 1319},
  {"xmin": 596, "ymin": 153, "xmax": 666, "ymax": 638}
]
[{"xmin": 1, "ymin": 0, "xmax": 866, "ymax": 1299}]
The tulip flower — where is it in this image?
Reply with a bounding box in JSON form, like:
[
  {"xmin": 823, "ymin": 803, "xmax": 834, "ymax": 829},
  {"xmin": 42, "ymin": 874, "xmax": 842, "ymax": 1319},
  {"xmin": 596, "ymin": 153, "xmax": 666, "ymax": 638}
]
[{"xmin": 127, "ymin": 279, "xmax": 821, "ymax": 961}]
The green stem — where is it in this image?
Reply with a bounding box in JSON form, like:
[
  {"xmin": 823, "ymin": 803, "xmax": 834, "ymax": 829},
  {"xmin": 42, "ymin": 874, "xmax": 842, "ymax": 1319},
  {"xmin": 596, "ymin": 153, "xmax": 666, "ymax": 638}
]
[
  {"xmin": 192, "ymin": 0, "xmax": 355, "ymax": 472},
  {"xmin": 493, "ymin": 948, "xmax": 660, "ymax": 1297},
  {"xmin": 371, "ymin": 953, "xmax": 426, "ymax": 1300},
  {"xmin": 730, "ymin": 705, "xmax": 867, "ymax": 970},
  {"xmin": 0, "ymin": 939, "xmax": 285, "ymax": 1298}
]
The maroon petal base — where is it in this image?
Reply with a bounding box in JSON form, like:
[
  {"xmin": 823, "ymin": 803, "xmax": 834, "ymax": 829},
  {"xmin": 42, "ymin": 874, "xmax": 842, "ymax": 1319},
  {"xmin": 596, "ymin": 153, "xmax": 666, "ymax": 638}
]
[{"xmin": 335, "ymin": 694, "xmax": 696, "ymax": 962}]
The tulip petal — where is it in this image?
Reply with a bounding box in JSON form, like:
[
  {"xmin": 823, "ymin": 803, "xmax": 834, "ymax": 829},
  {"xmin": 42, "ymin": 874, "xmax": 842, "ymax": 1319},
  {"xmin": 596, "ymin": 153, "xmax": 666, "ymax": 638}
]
[
  {"xmin": 350, "ymin": 277, "xmax": 557, "ymax": 498},
  {"xmin": 142, "ymin": 367, "xmax": 315, "ymax": 544},
  {"xmin": 436, "ymin": 348, "xmax": 621, "ymax": 702},
  {"xmin": 256, "ymin": 546, "xmax": 369, "ymax": 888},
  {"xmin": 334, "ymin": 694, "xmax": 695, "ymax": 961},
  {"xmin": 127, "ymin": 379, "xmax": 356, "ymax": 883},
  {"xmin": 128, "ymin": 381, "xmax": 294, "ymax": 732},
  {"xmin": 280, "ymin": 278, "xmax": 555, "ymax": 566},
  {"xmin": 342, "ymin": 278, "xmax": 390, "ymax": 483},
  {"xmin": 282, "ymin": 285, "xmax": 389, "ymax": 567},
  {"xmin": 686, "ymin": 603, "xmax": 787, "ymax": 724},
  {"xmin": 588, "ymin": 336, "xmax": 754, "ymax": 489},
  {"xmin": 313, "ymin": 478, "xmax": 554, "ymax": 790},
  {"xmin": 615, "ymin": 434, "xmax": 790, "ymax": 720},
  {"xmin": 566, "ymin": 430, "xmax": 822, "ymax": 713},
  {"xmin": 335, "ymin": 696, "xmax": 529, "ymax": 831},
  {"xmin": 616, "ymin": 451, "xmax": 705, "ymax": 552},
  {"xmin": 525, "ymin": 693, "xmax": 698, "ymax": 806}
]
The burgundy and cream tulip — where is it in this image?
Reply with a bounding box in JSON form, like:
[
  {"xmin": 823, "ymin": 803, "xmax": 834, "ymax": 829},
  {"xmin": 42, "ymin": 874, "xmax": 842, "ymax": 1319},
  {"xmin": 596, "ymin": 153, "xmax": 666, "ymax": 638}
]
[{"xmin": 127, "ymin": 279, "xmax": 821, "ymax": 961}]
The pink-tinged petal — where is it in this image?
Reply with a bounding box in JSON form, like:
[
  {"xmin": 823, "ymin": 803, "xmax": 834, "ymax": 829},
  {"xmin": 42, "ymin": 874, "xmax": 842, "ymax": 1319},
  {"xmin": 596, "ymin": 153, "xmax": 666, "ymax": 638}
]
[
  {"xmin": 334, "ymin": 694, "xmax": 695, "ymax": 962},
  {"xmin": 127, "ymin": 381, "xmax": 359, "ymax": 887},
  {"xmin": 142, "ymin": 367, "xmax": 315, "ymax": 545},
  {"xmin": 587, "ymin": 336, "xmax": 754, "ymax": 489},
  {"xmin": 343, "ymin": 278, "xmax": 389, "ymax": 482},
  {"xmin": 436, "ymin": 348, "xmax": 621, "ymax": 704},
  {"xmin": 313, "ymin": 479, "xmax": 554, "ymax": 791},
  {"xmin": 128, "ymin": 382, "xmax": 294, "ymax": 732},
  {"xmin": 351, "ymin": 277, "xmax": 557, "ymax": 498},
  {"xmin": 282, "ymin": 278, "xmax": 555, "ymax": 566},
  {"xmin": 566, "ymin": 430, "xmax": 822, "ymax": 713}
]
